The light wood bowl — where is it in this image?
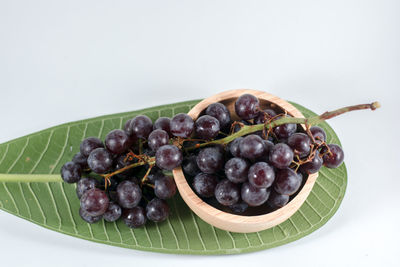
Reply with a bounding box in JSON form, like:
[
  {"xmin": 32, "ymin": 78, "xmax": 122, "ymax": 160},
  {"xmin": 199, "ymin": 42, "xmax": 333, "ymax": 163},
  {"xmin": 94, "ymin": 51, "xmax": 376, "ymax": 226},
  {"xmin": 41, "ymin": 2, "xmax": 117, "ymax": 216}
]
[{"xmin": 172, "ymin": 89, "xmax": 318, "ymax": 233}]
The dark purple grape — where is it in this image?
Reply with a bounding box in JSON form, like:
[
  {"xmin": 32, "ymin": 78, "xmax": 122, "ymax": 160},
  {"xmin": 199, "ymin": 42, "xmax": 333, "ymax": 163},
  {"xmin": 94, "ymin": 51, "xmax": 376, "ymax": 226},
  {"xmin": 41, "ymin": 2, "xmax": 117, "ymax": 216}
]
[
  {"xmin": 195, "ymin": 115, "xmax": 220, "ymax": 140},
  {"xmin": 146, "ymin": 198, "xmax": 170, "ymax": 222},
  {"xmin": 124, "ymin": 119, "xmax": 133, "ymax": 136},
  {"xmin": 87, "ymin": 148, "xmax": 113, "ymax": 174},
  {"xmin": 79, "ymin": 207, "xmax": 102, "ymax": 224},
  {"xmin": 80, "ymin": 137, "xmax": 104, "ymax": 157},
  {"xmin": 105, "ymin": 129, "xmax": 130, "ymax": 154},
  {"xmin": 61, "ymin": 162, "xmax": 81, "ymax": 183},
  {"xmin": 287, "ymin": 133, "xmax": 311, "ymax": 156},
  {"xmin": 205, "ymin": 102, "xmax": 231, "ymax": 128},
  {"xmin": 214, "ymin": 179, "xmax": 240, "ymax": 206},
  {"xmin": 170, "ymin": 113, "xmax": 194, "ymax": 138},
  {"xmin": 153, "ymin": 117, "xmax": 172, "ymax": 137},
  {"xmin": 196, "ymin": 147, "xmax": 224, "ymax": 174},
  {"xmin": 274, "ymin": 168, "xmax": 302, "ymax": 195},
  {"xmin": 72, "ymin": 152, "xmax": 88, "ymax": 169},
  {"xmin": 122, "ymin": 206, "xmax": 147, "ymax": 228},
  {"xmin": 224, "ymin": 157, "xmax": 249, "ymax": 183},
  {"xmin": 229, "ymin": 202, "xmax": 248, "ymax": 214},
  {"xmin": 80, "ymin": 188, "xmax": 109, "ymax": 216},
  {"xmin": 241, "ymin": 182, "xmax": 270, "ymax": 207},
  {"xmin": 267, "ymin": 191, "xmax": 289, "ymax": 209},
  {"xmin": 321, "ymin": 144, "xmax": 344, "ymax": 168},
  {"xmin": 239, "ymin": 134, "xmax": 265, "ymax": 160},
  {"xmin": 235, "ymin": 94, "xmax": 260, "ymax": 120},
  {"xmin": 300, "ymin": 150, "xmax": 323, "ymax": 174},
  {"xmin": 154, "ymin": 176, "xmax": 177, "ymax": 199},
  {"xmin": 103, "ymin": 202, "xmax": 122, "ymax": 222},
  {"xmin": 155, "ymin": 145, "xmax": 183, "ymax": 170},
  {"xmin": 310, "ymin": 126, "xmax": 327, "ymax": 143},
  {"xmin": 130, "ymin": 115, "xmax": 153, "ymax": 139},
  {"xmin": 269, "ymin": 143, "xmax": 294, "ymax": 169},
  {"xmin": 182, "ymin": 155, "xmax": 200, "ymax": 176},
  {"xmin": 116, "ymin": 180, "xmax": 142, "ymax": 208},
  {"xmin": 192, "ymin": 173, "xmax": 218, "ymax": 198},
  {"xmin": 248, "ymin": 162, "xmax": 275, "ymax": 188},
  {"xmin": 228, "ymin": 137, "xmax": 243, "ymax": 157},
  {"xmin": 76, "ymin": 177, "xmax": 99, "ymax": 198},
  {"xmin": 273, "ymin": 115, "xmax": 297, "ymax": 139},
  {"xmin": 148, "ymin": 129, "xmax": 169, "ymax": 152},
  {"xmin": 147, "ymin": 167, "xmax": 164, "ymax": 183},
  {"xmin": 254, "ymin": 109, "xmax": 277, "ymax": 124}
]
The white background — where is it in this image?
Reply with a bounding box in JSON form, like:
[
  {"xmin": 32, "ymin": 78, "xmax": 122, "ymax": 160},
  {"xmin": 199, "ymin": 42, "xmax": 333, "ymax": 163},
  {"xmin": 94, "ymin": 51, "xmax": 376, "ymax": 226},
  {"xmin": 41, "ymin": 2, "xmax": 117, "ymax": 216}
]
[{"xmin": 0, "ymin": 0, "xmax": 399, "ymax": 266}]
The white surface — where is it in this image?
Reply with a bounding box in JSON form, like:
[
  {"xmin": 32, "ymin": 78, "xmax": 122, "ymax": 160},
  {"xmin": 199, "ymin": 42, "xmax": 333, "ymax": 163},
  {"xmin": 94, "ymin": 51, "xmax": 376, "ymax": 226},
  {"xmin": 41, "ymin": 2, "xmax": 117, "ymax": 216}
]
[{"xmin": 0, "ymin": 0, "xmax": 399, "ymax": 266}]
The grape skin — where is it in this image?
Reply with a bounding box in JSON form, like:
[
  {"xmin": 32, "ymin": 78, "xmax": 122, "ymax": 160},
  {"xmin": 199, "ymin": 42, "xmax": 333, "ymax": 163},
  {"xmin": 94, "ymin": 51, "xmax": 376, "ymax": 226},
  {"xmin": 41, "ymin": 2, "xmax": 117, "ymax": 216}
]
[
  {"xmin": 155, "ymin": 145, "xmax": 183, "ymax": 170},
  {"xmin": 148, "ymin": 129, "xmax": 169, "ymax": 152},
  {"xmin": 80, "ymin": 188, "xmax": 109, "ymax": 216},
  {"xmin": 154, "ymin": 176, "xmax": 177, "ymax": 199},
  {"xmin": 310, "ymin": 126, "xmax": 327, "ymax": 143},
  {"xmin": 239, "ymin": 134, "xmax": 266, "ymax": 160},
  {"xmin": 287, "ymin": 132, "xmax": 311, "ymax": 156},
  {"xmin": 79, "ymin": 207, "xmax": 102, "ymax": 224},
  {"xmin": 269, "ymin": 143, "xmax": 294, "ymax": 169},
  {"xmin": 130, "ymin": 115, "xmax": 153, "ymax": 139},
  {"xmin": 122, "ymin": 206, "xmax": 147, "ymax": 228},
  {"xmin": 153, "ymin": 117, "xmax": 172, "ymax": 137},
  {"xmin": 116, "ymin": 180, "xmax": 142, "ymax": 208},
  {"xmin": 205, "ymin": 102, "xmax": 231, "ymax": 128},
  {"xmin": 182, "ymin": 154, "xmax": 200, "ymax": 176},
  {"xmin": 241, "ymin": 182, "xmax": 270, "ymax": 207},
  {"xmin": 321, "ymin": 144, "xmax": 344, "ymax": 168},
  {"xmin": 273, "ymin": 115, "xmax": 297, "ymax": 139},
  {"xmin": 170, "ymin": 113, "xmax": 194, "ymax": 138},
  {"xmin": 196, "ymin": 147, "xmax": 224, "ymax": 174},
  {"xmin": 267, "ymin": 191, "xmax": 289, "ymax": 209},
  {"xmin": 72, "ymin": 152, "xmax": 88, "ymax": 169},
  {"xmin": 192, "ymin": 173, "xmax": 219, "ymax": 198},
  {"xmin": 235, "ymin": 94, "xmax": 260, "ymax": 120},
  {"xmin": 76, "ymin": 177, "xmax": 99, "ymax": 198},
  {"xmin": 146, "ymin": 198, "xmax": 170, "ymax": 222},
  {"xmin": 224, "ymin": 157, "xmax": 249, "ymax": 183},
  {"xmin": 300, "ymin": 150, "xmax": 323, "ymax": 174},
  {"xmin": 87, "ymin": 148, "xmax": 113, "ymax": 174},
  {"xmin": 61, "ymin": 161, "xmax": 82, "ymax": 183},
  {"xmin": 274, "ymin": 168, "xmax": 302, "ymax": 195},
  {"xmin": 103, "ymin": 202, "xmax": 122, "ymax": 222},
  {"xmin": 228, "ymin": 137, "xmax": 243, "ymax": 157},
  {"xmin": 214, "ymin": 179, "xmax": 240, "ymax": 206},
  {"xmin": 248, "ymin": 162, "xmax": 275, "ymax": 188},
  {"xmin": 195, "ymin": 115, "xmax": 220, "ymax": 140},
  {"xmin": 80, "ymin": 137, "xmax": 104, "ymax": 157},
  {"xmin": 105, "ymin": 129, "xmax": 130, "ymax": 154},
  {"xmin": 254, "ymin": 109, "xmax": 277, "ymax": 124}
]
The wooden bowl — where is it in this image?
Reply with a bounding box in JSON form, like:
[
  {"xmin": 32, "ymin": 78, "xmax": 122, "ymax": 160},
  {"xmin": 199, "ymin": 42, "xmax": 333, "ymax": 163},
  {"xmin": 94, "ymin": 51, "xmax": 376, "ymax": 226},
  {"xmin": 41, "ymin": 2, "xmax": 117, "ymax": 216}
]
[{"xmin": 172, "ymin": 89, "xmax": 318, "ymax": 233}]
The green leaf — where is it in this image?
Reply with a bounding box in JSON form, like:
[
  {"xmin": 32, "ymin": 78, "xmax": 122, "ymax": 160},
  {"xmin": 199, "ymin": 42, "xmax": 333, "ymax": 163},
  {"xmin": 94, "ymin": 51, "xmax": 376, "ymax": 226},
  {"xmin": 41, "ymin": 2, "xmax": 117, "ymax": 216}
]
[{"xmin": 0, "ymin": 100, "xmax": 347, "ymax": 255}]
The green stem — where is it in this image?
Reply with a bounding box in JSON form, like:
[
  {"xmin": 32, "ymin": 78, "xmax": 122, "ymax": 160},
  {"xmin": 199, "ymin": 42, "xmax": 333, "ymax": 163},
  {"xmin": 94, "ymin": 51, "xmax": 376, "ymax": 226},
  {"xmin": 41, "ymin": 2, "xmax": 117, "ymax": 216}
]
[{"xmin": 0, "ymin": 174, "xmax": 61, "ymax": 182}]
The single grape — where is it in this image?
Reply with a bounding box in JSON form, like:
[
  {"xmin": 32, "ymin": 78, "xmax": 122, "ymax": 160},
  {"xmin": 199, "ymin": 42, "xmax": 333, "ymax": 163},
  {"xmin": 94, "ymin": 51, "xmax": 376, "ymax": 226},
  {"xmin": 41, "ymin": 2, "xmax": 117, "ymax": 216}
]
[
  {"xmin": 205, "ymin": 102, "xmax": 231, "ymax": 128},
  {"xmin": 103, "ymin": 202, "xmax": 122, "ymax": 222},
  {"xmin": 195, "ymin": 115, "xmax": 220, "ymax": 140},
  {"xmin": 155, "ymin": 145, "xmax": 183, "ymax": 170},
  {"xmin": 153, "ymin": 117, "xmax": 172, "ymax": 137},
  {"xmin": 196, "ymin": 147, "xmax": 224, "ymax": 174},
  {"xmin": 148, "ymin": 129, "xmax": 169, "ymax": 151},
  {"xmin": 239, "ymin": 134, "xmax": 265, "ymax": 160},
  {"xmin": 76, "ymin": 177, "xmax": 99, "ymax": 198},
  {"xmin": 105, "ymin": 129, "xmax": 130, "ymax": 154},
  {"xmin": 229, "ymin": 202, "xmax": 249, "ymax": 214},
  {"xmin": 72, "ymin": 152, "xmax": 88, "ymax": 169},
  {"xmin": 214, "ymin": 179, "xmax": 240, "ymax": 206},
  {"xmin": 299, "ymin": 150, "xmax": 323, "ymax": 174},
  {"xmin": 80, "ymin": 188, "xmax": 109, "ymax": 216},
  {"xmin": 254, "ymin": 109, "xmax": 277, "ymax": 124},
  {"xmin": 170, "ymin": 113, "xmax": 194, "ymax": 138},
  {"xmin": 273, "ymin": 115, "xmax": 297, "ymax": 139},
  {"xmin": 269, "ymin": 143, "xmax": 294, "ymax": 169},
  {"xmin": 87, "ymin": 148, "xmax": 113, "ymax": 174},
  {"xmin": 116, "ymin": 180, "xmax": 142, "ymax": 208},
  {"xmin": 274, "ymin": 168, "xmax": 302, "ymax": 195},
  {"xmin": 61, "ymin": 162, "xmax": 81, "ymax": 183},
  {"xmin": 224, "ymin": 157, "xmax": 249, "ymax": 183},
  {"xmin": 80, "ymin": 137, "xmax": 104, "ymax": 157},
  {"xmin": 192, "ymin": 173, "xmax": 218, "ymax": 198},
  {"xmin": 241, "ymin": 182, "xmax": 270, "ymax": 207},
  {"xmin": 310, "ymin": 126, "xmax": 327, "ymax": 143},
  {"xmin": 182, "ymin": 154, "xmax": 200, "ymax": 176},
  {"xmin": 79, "ymin": 207, "xmax": 102, "ymax": 224},
  {"xmin": 154, "ymin": 176, "xmax": 177, "ymax": 199},
  {"xmin": 287, "ymin": 132, "xmax": 311, "ymax": 156},
  {"xmin": 235, "ymin": 94, "xmax": 260, "ymax": 120},
  {"xmin": 267, "ymin": 191, "xmax": 289, "ymax": 209},
  {"xmin": 228, "ymin": 137, "xmax": 243, "ymax": 157},
  {"xmin": 130, "ymin": 115, "xmax": 153, "ymax": 139},
  {"xmin": 321, "ymin": 144, "xmax": 344, "ymax": 168},
  {"xmin": 248, "ymin": 162, "xmax": 275, "ymax": 188},
  {"xmin": 146, "ymin": 198, "xmax": 170, "ymax": 222},
  {"xmin": 122, "ymin": 206, "xmax": 147, "ymax": 228}
]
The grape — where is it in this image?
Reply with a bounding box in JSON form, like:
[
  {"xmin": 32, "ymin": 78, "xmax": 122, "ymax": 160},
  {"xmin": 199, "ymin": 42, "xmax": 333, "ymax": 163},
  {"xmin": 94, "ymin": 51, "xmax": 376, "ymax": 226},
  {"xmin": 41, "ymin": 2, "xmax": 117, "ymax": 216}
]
[
  {"xmin": 235, "ymin": 94, "xmax": 260, "ymax": 120},
  {"xmin": 224, "ymin": 157, "xmax": 249, "ymax": 183},
  {"xmin": 205, "ymin": 102, "xmax": 231, "ymax": 128},
  {"xmin": 130, "ymin": 115, "xmax": 153, "ymax": 139},
  {"xmin": 76, "ymin": 177, "xmax": 99, "ymax": 198},
  {"xmin": 254, "ymin": 109, "xmax": 277, "ymax": 124},
  {"xmin": 273, "ymin": 115, "xmax": 297, "ymax": 139},
  {"xmin": 103, "ymin": 202, "xmax": 122, "ymax": 222},
  {"xmin": 299, "ymin": 150, "xmax": 323, "ymax": 174},
  {"xmin": 155, "ymin": 145, "xmax": 183, "ymax": 170},
  {"xmin": 241, "ymin": 182, "xmax": 270, "ymax": 207},
  {"xmin": 229, "ymin": 202, "xmax": 248, "ymax": 214},
  {"xmin": 192, "ymin": 173, "xmax": 218, "ymax": 198},
  {"xmin": 146, "ymin": 198, "xmax": 170, "ymax": 222},
  {"xmin": 267, "ymin": 191, "xmax": 289, "ymax": 209},
  {"xmin": 182, "ymin": 155, "xmax": 200, "ymax": 176},
  {"xmin": 122, "ymin": 206, "xmax": 147, "ymax": 228},
  {"xmin": 80, "ymin": 137, "xmax": 104, "ymax": 157},
  {"xmin": 116, "ymin": 180, "xmax": 142, "ymax": 208},
  {"xmin": 72, "ymin": 152, "xmax": 88, "ymax": 169},
  {"xmin": 79, "ymin": 207, "xmax": 102, "ymax": 224},
  {"xmin": 254, "ymin": 140, "xmax": 274, "ymax": 163},
  {"xmin": 170, "ymin": 113, "xmax": 194, "ymax": 138},
  {"xmin": 228, "ymin": 137, "xmax": 243, "ymax": 157},
  {"xmin": 80, "ymin": 188, "xmax": 109, "ymax": 216},
  {"xmin": 154, "ymin": 176, "xmax": 177, "ymax": 199},
  {"xmin": 321, "ymin": 144, "xmax": 344, "ymax": 168},
  {"xmin": 196, "ymin": 147, "xmax": 224, "ymax": 174},
  {"xmin": 100, "ymin": 176, "xmax": 118, "ymax": 191},
  {"xmin": 287, "ymin": 133, "xmax": 311, "ymax": 156},
  {"xmin": 87, "ymin": 148, "xmax": 113, "ymax": 174},
  {"xmin": 124, "ymin": 119, "xmax": 133, "ymax": 136},
  {"xmin": 61, "ymin": 162, "xmax": 82, "ymax": 183},
  {"xmin": 239, "ymin": 134, "xmax": 266, "ymax": 159},
  {"xmin": 274, "ymin": 168, "xmax": 302, "ymax": 195},
  {"xmin": 214, "ymin": 179, "xmax": 240, "ymax": 206},
  {"xmin": 248, "ymin": 162, "xmax": 275, "ymax": 188},
  {"xmin": 310, "ymin": 126, "xmax": 326, "ymax": 143},
  {"xmin": 105, "ymin": 129, "xmax": 130, "ymax": 154},
  {"xmin": 269, "ymin": 143, "xmax": 294, "ymax": 169},
  {"xmin": 148, "ymin": 129, "xmax": 169, "ymax": 151},
  {"xmin": 195, "ymin": 115, "xmax": 220, "ymax": 140},
  {"xmin": 147, "ymin": 167, "xmax": 164, "ymax": 183},
  {"xmin": 153, "ymin": 117, "xmax": 172, "ymax": 137}
]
